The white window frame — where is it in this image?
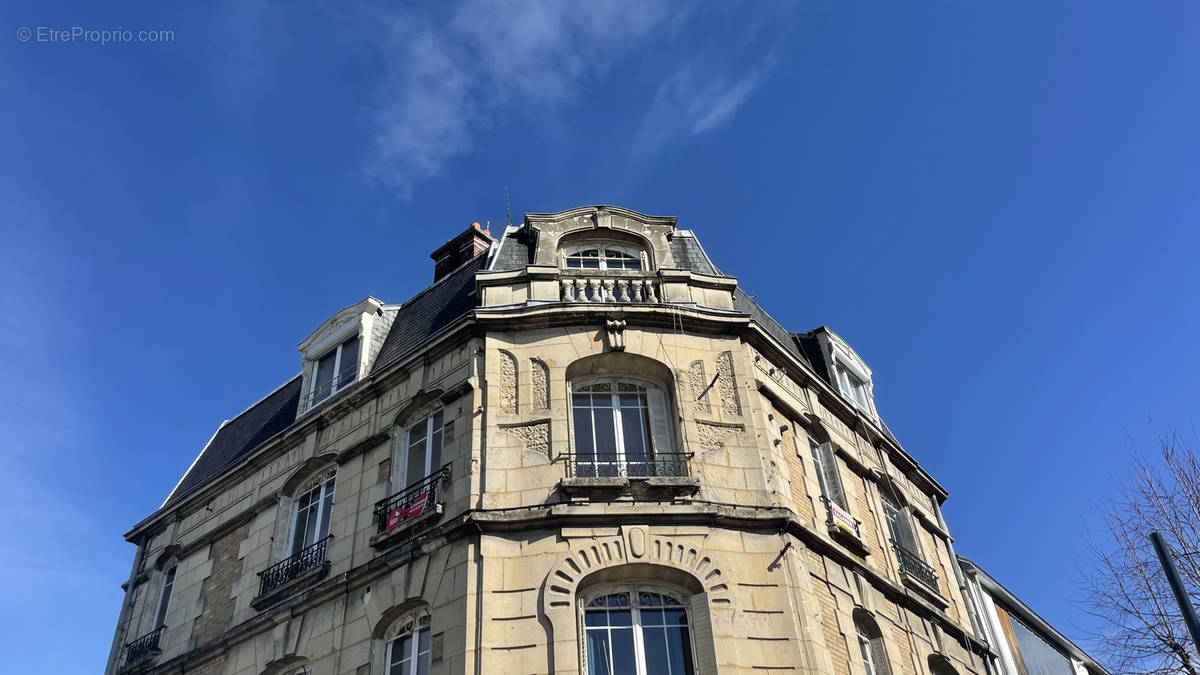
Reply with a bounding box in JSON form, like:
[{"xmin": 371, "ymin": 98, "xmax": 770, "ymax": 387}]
[
  {"xmin": 153, "ymin": 565, "xmax": 176, "ymax": 627},
  {"xmin": 308, "ymin": 336, "xmax": 361, "ymax": 408},
  {"xmin": 857, "ymin": 622, "xmax": 878, "ymax": 675},
  {"xmin": 810, "ymin": 438, "xmax": 847, "ymax": 510},
  {"xmin": 397, "ymin": 409, "xmax": 444, "ymax": 490},
  {"xmin": 287, "ymin": 467, "xmax": 337, "ymax": 556},
  {"xmin": 835, "ymin": 361, "xmax": 872, "ymax": 413},
  {"xmin": 569, "ymin": 377, "xmax": 674, "ymax": 476},
  {"xmin": 881, "ymin": 494, "xmax": 921, "ymax": 557},
  {"xmin": 384, "ymin": 613, "xmax": 431, "ymax": 675},
  {"xmin": 563, "ymin": 244, "xmax": 644, "ymax": 271},
  {"xmin": 580, "ymin": 586, "xmax": 697, "ymax": 675}
]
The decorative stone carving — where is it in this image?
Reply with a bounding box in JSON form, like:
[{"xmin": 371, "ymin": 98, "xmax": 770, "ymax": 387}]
[
  {"xmin": 688, "ymin": 360, "xmax": 711, "ymax": 414},
  {"xmin": 716, "ymin": 351, "xmax": 741, "ymax": 416},
  {"xmin": 696, "ymin": 421, "xmax": 743, "ymax": 454},
  {"xmin": 604, "ymin": 319, "xmax": 627, "ymax": 352},
  {"xmin": 498, "ymin": 350, "xmax": 517, "ymax": 414},
  {"xmin": 531, "ymin": 358, "xmax": 550, "ymax": 412},
  {"xmin": 502, "ymin": 421, "xmax": 549, "ymax": 458}
]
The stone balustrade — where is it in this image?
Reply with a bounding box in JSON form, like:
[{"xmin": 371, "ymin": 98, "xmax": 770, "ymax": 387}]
[{"xmin": 559, "ymin": 276, "xmax": 660, "ymax": 303}]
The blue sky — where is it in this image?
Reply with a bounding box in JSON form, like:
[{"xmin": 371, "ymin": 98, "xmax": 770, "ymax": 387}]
[{"xmin": 2, "ymin": 2, "xmax": 1198, "ymax": 672}]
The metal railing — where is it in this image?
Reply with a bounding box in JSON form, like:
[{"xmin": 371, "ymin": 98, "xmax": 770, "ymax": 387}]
[
  {"xmin": 563, "ymin": 452, "xmax": 692, "ymax": 479},
  {"xmin": 124, "ymin": 625, "xmax": 164, "ymax": 666},
  {"xmin": 304, "ymin": 365, "xmax": 358, "ymax": 409},
  {"xmin": 258, "ymin": 536, "xmax": 330, "ymax": 597},
  {"xmin": 373, "ymin": 464, "xmax": 451, "ymax": 534},
  {"xmin": 891, "ymin": 540, "xmax": 939, "ymax": 591}
]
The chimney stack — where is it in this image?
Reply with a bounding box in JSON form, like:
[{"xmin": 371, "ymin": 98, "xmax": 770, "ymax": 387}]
[{"xmin": 431, "ymin": 222, "xmax": 494, "ymax": 282}]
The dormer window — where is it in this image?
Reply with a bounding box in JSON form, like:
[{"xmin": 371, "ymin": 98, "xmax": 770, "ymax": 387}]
[
  {"xmin": 565, "ymin": 246, "xmax": 642, "ymax": 271},
  {"xmin": 835, "ymin": 362, "xmax": 870, "ymax": 411},
  {"xmin": 310, "ymin": 336, "xmax": 359, "ymax": 407}
]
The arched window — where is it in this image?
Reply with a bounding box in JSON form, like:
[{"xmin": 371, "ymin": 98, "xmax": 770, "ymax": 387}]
[
  {"xmin": 383, "ymin": 611, "xmax": 431, "ymax": 675},
  {"xmin": 853, "ymin": 610, "xmax": 892, "ymax": 675},
  {"xmin": 571, "ymin": 378, "xmax": 677, "ymax": 478},
  {"xmin": 153, "ymin": 564, "xmax": 177, "ymax": 628},
  {"xmin": 289, "ymin": 467, "xmax": 336, "ymax": 556},
  {"xmin": 564, "ymin": 245, "xmax": 643, "ymax": 271},
  {"xmin": 397, "ymin": 409, "xmax": 443, "ymax": 489},
  {"xmin": 582, "ymin": 589, "xmax": 694, "ymax": 675}
]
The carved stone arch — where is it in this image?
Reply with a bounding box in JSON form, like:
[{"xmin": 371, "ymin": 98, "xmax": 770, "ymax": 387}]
[
  {"xmin": 260, "ymin": 655, "xmax": 310, "ymax": 675},
  {"xmin": 279, "ymin": 454, "xmax": 339, "ymax": 498},
  {"xmin": 388, "ymin": 387, "xmax": 447, "ymax": 430},
  {"xmin": 540, "ymin": 528, "xmax": 729, "ymax": 674},
  {"xmin": 153, "ymin": 544, "xmax": 182, "ymax": 571},
  {"xmin": 556, "ymin": 226, "xmax": 657, "ymax": 270}
]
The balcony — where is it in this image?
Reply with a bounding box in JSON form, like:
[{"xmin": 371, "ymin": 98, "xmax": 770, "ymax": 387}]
[
  {"xmin": 820, "ymin": 496, "xmax": 870, "ymax": 556},
  {"xmin": 123, "ymin": 626, "xmax": 164, "ymax": 669},
  {"xmin": 560, "ymin": 452, "xmax": 699, "ymax": 497},
  {"xmin": 371, "ymin": 465, "xmax": 451, "ymax": 548},
  {"xmin": 253, "ymin": 536, "xmax": 331, "ymax": 609},
  {"xmin": 891, "ymin": 540, "xmax": 946, "ymax": 606},
  {"xmin": 476, "ymin": 265, "xmax": 739, "ymax": 312}
]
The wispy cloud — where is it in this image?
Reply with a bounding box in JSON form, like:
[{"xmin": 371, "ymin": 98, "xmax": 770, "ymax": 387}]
[{"xmin": 363, "ymin": 0, "xmax": 790, "ymax": 196}]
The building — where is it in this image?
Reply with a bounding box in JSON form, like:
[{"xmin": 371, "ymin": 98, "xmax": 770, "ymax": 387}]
[
  {"xmin": 107, "ymin": 206, "xmax": 1008, "ymax": 675},
  {"xmin": 958, "ymin": 558, "xmax": 1107, "ymax": 675}
]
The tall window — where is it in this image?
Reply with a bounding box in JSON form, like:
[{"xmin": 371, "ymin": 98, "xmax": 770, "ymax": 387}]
[
  {"xmin": 402, "ymin": 411, "xmax": 444, "ymax": 488},
  {"xmin": 881, "ymin": 494, "xmax": 916, "ymax": 553},
  {"xmin": 584, "ymin": 590, "xmax": 694, "ymax": 675},
  {"xmin": 835, "ymin": 363, "xmax": 870, "ymax": 411},
  {"xmin": 310, "ymin": 336, "xmax": 360, "ymax": 406},
  {"xmin": 810, "ymin": 439, "xmax": 847, "ymax": 510},
  {"xmin": 386, "ymin": 615, "xmax": 431, "ymax": 675},
  {"xmin": 154, "ymin": 565, "xmax": 176, "ymax": 627},
  {"xmin": 854, "ymin": 611, "xmax": 892, "ymax": 675},
  {"xmin": 571, "ymin": 379, "xmax": 676, "ymax": 478},
  {"xmin": 290, "ymin": 468, "xmax": 336, "ymax": 555},
  {"xmin": 565, "ymin": 246, "xmax": 642, "ymax": 270}
]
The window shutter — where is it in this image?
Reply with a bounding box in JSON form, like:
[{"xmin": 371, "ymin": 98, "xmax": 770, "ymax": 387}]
[
  {"xmin": 818, "ymin": 443, "xmax": 847, "ymax": 509},
  {"xmin": 646, "ymin": 385, "xmax": 676, "ymax": 457},
  {"xmin": 689, "ymin": 594, "xmax": 718, "ymax": 675},
  {"xmin": 870, "ymin": 637, "xmax": 893, "ymax": 675}
]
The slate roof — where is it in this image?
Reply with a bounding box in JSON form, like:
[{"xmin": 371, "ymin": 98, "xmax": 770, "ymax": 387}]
[
  {"xmin": 488, "ymin": 226, "xmax": 534, "ymax": 272},
  {"xmin": 371, "ymin": 254, "xmax": 486, "ymax": 374},
  {"xmin": 163, "ymin": 376, "xmax": 302, "ymax": 507}
]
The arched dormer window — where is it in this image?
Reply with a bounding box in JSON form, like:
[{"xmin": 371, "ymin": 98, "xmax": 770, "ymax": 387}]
[
  {"xmin": 581, "ymin": 587, "xmax": 695, "ymax": 675},
  {"xmin": 571, "ymin": 378, "xmax": 678, "ymax": 478},
  {"xmin": 383, "ymin": 610, "xmax": 431, "ymax": 675},
  {"xmin": 853, "ymin": 610, "xmax": 893, "ymax": 675},
  {"xmin": 564, "ymin": 245, "xmax": 643, "ymax": 271},
  {"xmin": 289, "ymin": 466, "xmax": 337, "ymax": 556}
]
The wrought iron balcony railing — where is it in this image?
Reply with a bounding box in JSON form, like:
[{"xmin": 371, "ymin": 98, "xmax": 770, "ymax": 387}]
[
  {"xmin": 124, "ymin": 625, "xmax": 164, "ymax": 666},
  {"xmin": 258, "ymin": 536, "xmax": 330, "ymax": 597},
  {"xmin": 891, "ymin": 540, "xmax": 939, "ymax": 591},
  {"xmin": 563, "ymin": 452, "xmax": 692, "ymax": 479},
  {"xmin": 373, "ymin": 464, "xmax": 451, "ymax": 535}
]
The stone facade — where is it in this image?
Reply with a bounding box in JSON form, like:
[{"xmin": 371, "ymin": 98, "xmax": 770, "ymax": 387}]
[{"xmin": 106, "ymin": 206, "xmax": 995, "ymax": 675}]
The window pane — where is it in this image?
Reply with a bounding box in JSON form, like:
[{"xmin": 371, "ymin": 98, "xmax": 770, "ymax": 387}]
[
  {"xmin": 585, "ymin": 610, "xmax": 609, "ymax": 627},
  {"xmin": 644, "ymin": 625, "xmax": 672, "ymax": 675},
  {"xmin": 668, "ymin": 624, "xmax": 695, "ymax": 675},
  {"xmin": 389, "ymin": 635, "xmax": 412, "ymax": 675},
  {"xmin": 313, "ymin": 352, "xmax": 336, "ymax": 401},
  {"xmin": 609, "ymin": 626, "xmax": 637, "ymax": 674},
  {"xmin": 607, "ymin": 609, "xmax": 632, "ymax": 626},
  {"xmin": 573, "ymin": 398, "xmax": 596, "ymax": 477},
  {"xmin": 416, "ymin": 628, "xmax": 430, "ymax": 675},
  {"xmin": 317, "ymin": 481, "xmax": 334, "ymax": 540},
  {"xmin": 407, "ymin": 418, "xmax": 428, "ymax": 486},
  {"xmin": 338, "ymin": 337, "xmax": 360, "ymax": 389},
  {"xmin": 586, "ymin": 630, "xmax": 611, "ymax": 675},
  {"xmin": 592, "ymin": 404, "xmax": 617, "ymax": 477},
  {"xmin": 619, "ymin": 396, "xmax": 651, "ymax": 475},
  {"xmin": 430, "ymin": 412, "xmax": 443, "ymax": 471}
]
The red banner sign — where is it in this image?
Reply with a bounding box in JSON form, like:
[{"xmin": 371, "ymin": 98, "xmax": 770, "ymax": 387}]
[{"xmin": 386, "ymin": 491, "xmax": 430, "ymax": 532}]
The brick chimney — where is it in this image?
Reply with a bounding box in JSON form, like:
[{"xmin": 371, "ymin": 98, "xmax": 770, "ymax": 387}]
[{"xmin": 431, "ymin": 222, "xmax": 493, "ymax": 282}]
